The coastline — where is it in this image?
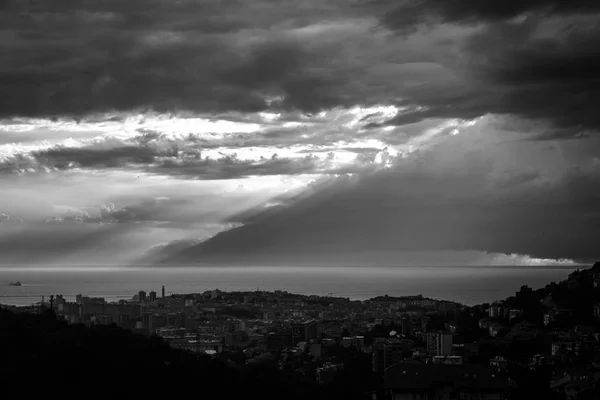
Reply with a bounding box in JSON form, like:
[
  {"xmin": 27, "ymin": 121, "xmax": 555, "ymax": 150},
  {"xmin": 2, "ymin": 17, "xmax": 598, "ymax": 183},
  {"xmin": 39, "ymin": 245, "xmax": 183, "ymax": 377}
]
[{"xmin": 0, "ymin": 264, "xmax": 579, "ymax": 307}]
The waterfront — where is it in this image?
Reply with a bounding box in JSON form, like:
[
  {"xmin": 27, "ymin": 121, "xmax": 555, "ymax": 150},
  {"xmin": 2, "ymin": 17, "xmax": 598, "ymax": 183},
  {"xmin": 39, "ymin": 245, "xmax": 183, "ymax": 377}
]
[{"xmin": 0, "ymin": 265, "xmax": 579, "ymax": 306}]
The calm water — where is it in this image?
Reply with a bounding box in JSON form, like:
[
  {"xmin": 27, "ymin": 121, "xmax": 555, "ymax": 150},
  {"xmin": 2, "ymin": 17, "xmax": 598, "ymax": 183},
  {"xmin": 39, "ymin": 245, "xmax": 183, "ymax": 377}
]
[{"xmin": 0, "ymin": 266, "xmax": 579, "ymax": 307}]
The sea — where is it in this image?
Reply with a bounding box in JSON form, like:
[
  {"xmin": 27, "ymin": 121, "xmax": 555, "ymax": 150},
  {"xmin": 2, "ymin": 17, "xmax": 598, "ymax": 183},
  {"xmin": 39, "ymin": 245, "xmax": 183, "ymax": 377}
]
[{"xmin": 0, "ymin": 265, "xmax": 582, "ymax": 307}]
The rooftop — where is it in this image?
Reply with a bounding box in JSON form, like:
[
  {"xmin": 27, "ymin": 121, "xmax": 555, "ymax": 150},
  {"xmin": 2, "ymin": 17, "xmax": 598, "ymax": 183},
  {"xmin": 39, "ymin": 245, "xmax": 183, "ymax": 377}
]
[{"xmin": 384, "ymin": 363, "xmax": 508, "ymax": 390}]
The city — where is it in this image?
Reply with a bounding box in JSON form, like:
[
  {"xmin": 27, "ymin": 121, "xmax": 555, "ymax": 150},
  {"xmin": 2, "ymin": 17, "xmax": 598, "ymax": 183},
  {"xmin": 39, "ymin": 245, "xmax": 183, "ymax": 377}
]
[
  {"xmin": 3, "ymin": 262, "xmax": 600, "ymax": 399},
  {"xmin": 3, "ymin": 1, "xmax": 600, "ymax": 399}
]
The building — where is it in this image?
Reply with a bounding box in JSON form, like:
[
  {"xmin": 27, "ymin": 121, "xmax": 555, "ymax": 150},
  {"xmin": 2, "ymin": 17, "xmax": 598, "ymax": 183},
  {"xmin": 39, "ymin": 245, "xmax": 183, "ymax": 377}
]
[
  {"xmin": 508, "ymin": 309, "xmax": 522, "ymax": 321},
  {"xmin": 421, "ymin": 316, "xmax": 430, "ymax": 333},
  {"xmin": 142, "ymin": 312, "xmax": 152, "ymax": 333},
  {"xmin": 54, "ymin": 295, "xmax": 65, "ymax": 309},
  {"xmin": 489, "ymin": 323, "xmax": 507, "ymax": 338},
  {"xmin": 384, "ymin": 339, "xmax": 405, "ymax": 370},
  {"xmin": 427, "ymin": 332, "xmax": 453, "ymax": 357},
  {"xmin": 489, "ymin": 302, "xmax": 503, "ymax": 319},
  {"xmin": 552, "ymin": 340, "xmax": 581, "ymax": 359},
  {"xmin": 116, "ymin": 313, "xmax": 130, "ymax": 324},
  {"xmin": 291, "ymin": 320, "xmax": 319, "ymax": 343},
  {"xmin": 438, "ymin": 302, "xmax": 459, "ymax": 312},
  {"xmin": 149, "ymin": 291, "xmax": 157, "ymax": 302},
  {"xmin": 316, "ymin": 363, "xmax": 339, "ymax": 385},
  {"xmin": 373, "ymin": 339, "xmax": 386, "ymax": 373},
  {"xmin": 341, "ymin": 336, "xmax": 365, "ymax": 349},
  {"xmin": 138, "ymin": 291, "xmax": 147, "ymax": 303},
  {"xmin": 162, "ymin": 285, "xmax": 165, "ymax": 298},
  {"xmin": 277, "ymin": 297, "xmax": 304, "ymax": 307},
  {"xmin": 156, "ymin": 327, "xmax": 185, "ymax": 338},
  {"xmin": 166, "ymin": 312, "xmax": 185, "ymax": 328},
  {"xmin": 170, "ymin": 339, "xmax": 223, "ymax": 353},
  {"xmin": 263, "ymin": 311, "xmax": 273, "ymax": 321},
  {"xmin": 384, "ymin": 363, "xmax": 508, "ymax": 400},
  {"xmin": 490, "ymin": 356, "xmax": 508, "ymax": 370},
  {"xmin": 432, "ymin": 356, "xmax": 463, "ymax": 365},
  {"xmin": 310, "ymin": 343, "xmax": 322, "ymax": 357},
  {"xmin": 373, "ymin": 338, "xmax": 413, "ymax": 373},
  {"xmin": 58, "ymin": 301, "xmax": 79, "ymax": 315},
  {"xmin": 401, "ymin": 316, "xmax": 411, "ymax": 336},
  {"xmin": 225, "ymin": 331, "xmax": 248, "ymax": 347},
  {"xmin": 267, "ymin": 330, "xmax": 294, "ymax": 350}
]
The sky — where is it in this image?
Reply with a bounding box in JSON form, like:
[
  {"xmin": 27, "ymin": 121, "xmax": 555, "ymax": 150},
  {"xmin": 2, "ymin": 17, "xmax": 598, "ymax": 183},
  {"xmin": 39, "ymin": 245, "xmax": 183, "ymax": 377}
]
[{"xmin": 1, "ymin": 0, "xmax": 599, "ymax": 267}]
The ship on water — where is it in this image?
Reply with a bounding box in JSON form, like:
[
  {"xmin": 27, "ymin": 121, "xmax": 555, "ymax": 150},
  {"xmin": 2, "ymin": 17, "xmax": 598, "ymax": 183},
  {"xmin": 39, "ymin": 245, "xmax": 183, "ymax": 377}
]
[{"xmin": 8, "ymin": 281, "xmax": 22, "ymax": 286}]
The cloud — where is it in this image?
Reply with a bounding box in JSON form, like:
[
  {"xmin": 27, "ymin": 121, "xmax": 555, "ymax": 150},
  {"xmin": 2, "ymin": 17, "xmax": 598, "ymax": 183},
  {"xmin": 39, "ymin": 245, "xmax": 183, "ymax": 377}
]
[
  {"xmin": 0, "ymin": 141, "xmax": 331, "ymax": 179},
  {"xmin": 160, "ymin": 124, "xmax": 600, "ymax": 264},
  {"xmin": 137, "ymin": 221, "xmax": 243, "ymax": 264},
  {"xmin": 0, "ymin": 1, "xmax": 379, "ymax": 118},
  {"xmin": 4, "ymin": 0, "xmax": 598, "ymax": 142},
  {"xmin": 0, "ymin": 113, "xmax": 405, "ymax": 179},
  {"xmin": 2, "ymin": 0, "xmax": 600, "ymax": 266},
  {"xmin": 0, "ymin": 190, "xmax": 281, "ymax": 266},
  {"xmin": 0, "ymin": 222, "xmax": 137, "ymax": 264},
  {"xmin": 380, "ymin": 0, "xmax": 600, "ymax": 30},
  {"xmin": 0, "ymin": 161, "xmax": 318, "ymax": 266},
  {"xmin": 493, "ymin": 168, "xmax": 540, "ymax": 189},
  {"xmin": 478, "ymin": 252, "xmax": 582, "ymax": 267},
  {"xmin": 0, "ymin": 213, "xmax": 24, "ymax": 225},
  {"xmin": 375, "ymin": 4, "xmax": 600, "ymax": 138},
  {"xmin": 2, "ymin": 197, "xmax": 204, "ymax": 226},
  {"xmin": 0, "ymin": 220, "xmax": 238, "ymax": 265},
  {"xmin": 0, "ymin": 134, "xmax": 173, "ymax": 173},
  {"xmin": 97, "ymin": 197, "xmax": 198, "ymax": 223}
]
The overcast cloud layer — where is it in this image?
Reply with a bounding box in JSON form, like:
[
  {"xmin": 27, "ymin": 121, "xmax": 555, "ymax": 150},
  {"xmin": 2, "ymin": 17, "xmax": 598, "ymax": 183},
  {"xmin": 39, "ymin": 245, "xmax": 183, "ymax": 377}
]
[{"xmin": 1, "ymin": 0, "xmax": 599, "ymax": 266}]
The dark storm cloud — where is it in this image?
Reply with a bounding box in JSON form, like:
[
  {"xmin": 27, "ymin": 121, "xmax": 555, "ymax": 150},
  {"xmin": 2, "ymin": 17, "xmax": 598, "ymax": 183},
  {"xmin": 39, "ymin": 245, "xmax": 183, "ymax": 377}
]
[
  {"xmin": 380, "ymin": 0, "xmax": 600, "ymax": 30},
  {"xmin": 161, "ymin": 130, "xmax": 600, "ymax": 263},
  {"xmin": 33, "ymin": 145, "xmax": 159, "ymax": 168},
  {"xmin": 373, "ymin": 7, "xmax": 600, "ymax": 138},
  {"xmin": 166, "ymin": 165, "xmax": 600, "ymax": 264},
  {"xmin": 1, "ymin": 0, "xmax": 261, "ymax": 116},
  {"xmin": 461, "ymin": 21, "xmax": 600, "ymax": 132},
  {"xmin": 139, "ymin": 237, "xmax": 212, "ymax": 265},
  {"xmin": 494, "ymin": 169, "xmax": 540, "ymax": 189},
  {"xmin": 0, "ymin": 0, "xmax": 373, "ymax": 118},
  {"xmin": 5, "ymin": 0, "xmax": 598, "ymax": 139}
]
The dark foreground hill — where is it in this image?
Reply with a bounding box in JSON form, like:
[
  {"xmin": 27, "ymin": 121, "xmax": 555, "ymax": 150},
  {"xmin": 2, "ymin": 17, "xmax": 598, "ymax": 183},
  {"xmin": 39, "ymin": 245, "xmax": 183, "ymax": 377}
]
[{"xmin": 0, "ymin": 308, "xmax": 368, "ymax": 399}]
